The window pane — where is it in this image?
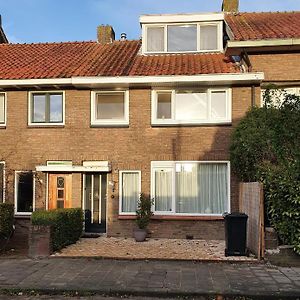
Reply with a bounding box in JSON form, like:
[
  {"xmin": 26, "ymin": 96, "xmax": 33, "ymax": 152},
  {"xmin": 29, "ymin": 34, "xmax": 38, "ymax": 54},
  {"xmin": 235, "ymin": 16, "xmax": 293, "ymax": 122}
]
[
  {"xmin": 176, "ymin": 163, "xmax": 228, "ymax": 214},
  {"xmin": 175, "ymin": 92, "xmax": 207, "ymax": 120},
  {"xmin": 32, "ymin": 95, "xmax": 46, "ymax": 122},
  {"xmin": 168, "ymin": 25, "xmax": 197, "ymax": 52},
  {"xmin": 200, "ymin": 25, "xmax": 218, "ymax": 50},
  {"xmin": 157, "ymin": 92, "xmax": 172, "ymax": 119},
  {"xmin": 154, "ymin": 169, "xmax": 172, "ymax": 212},
  {"xmin": 0, "ymin": 94, "xmax": 5, "ymax": 123},
  {"xmin": 17, "ymin": 172, "xmax": 33, "ymax": 213},
  {"xmin": 122, "ymin": 172, "xmax": 139, "ymax": 213},
  {"xmin": 211, "ymin": 91, "xmax": 227, "ymax": 119},
  {"xmin": 147, "ymin": 27, "xmax": 164, "ymax": 52},
  {"xmin": 0, "ymin": 163, "xmax": 4, "ymax": 203},
  {"xmin": 50, "ymin": 94, "xmax": 63, "ymax": 122},
  {"xmin": 96, "ymin": 93, "xmax": 125, "ymax": 120}
]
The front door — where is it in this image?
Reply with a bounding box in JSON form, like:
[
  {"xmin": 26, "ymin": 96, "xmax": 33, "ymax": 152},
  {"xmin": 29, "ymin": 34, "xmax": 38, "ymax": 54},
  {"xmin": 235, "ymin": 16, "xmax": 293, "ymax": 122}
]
[
  {"xmin": 48, "ymin": 174, "xmax": 72, "ymax": 209},
  {"xmin": 83, "ymin": 173, "xmax": 107, "ymax": 233}
]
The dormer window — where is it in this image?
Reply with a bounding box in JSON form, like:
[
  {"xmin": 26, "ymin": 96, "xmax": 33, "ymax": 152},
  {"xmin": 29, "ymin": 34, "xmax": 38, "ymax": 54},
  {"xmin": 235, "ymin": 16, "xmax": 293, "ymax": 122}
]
[{"xmin": 143, "ymin": 22, "xmax": 222, "ymax": 54}]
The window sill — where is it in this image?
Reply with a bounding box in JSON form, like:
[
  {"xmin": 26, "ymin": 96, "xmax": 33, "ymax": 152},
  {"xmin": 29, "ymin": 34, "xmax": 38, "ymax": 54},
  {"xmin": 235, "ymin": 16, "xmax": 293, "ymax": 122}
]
[
  {"xmin": 90, "ymin": 123, "xmax": 129, "ymax": 128},
  {"xmin": 118, "ymin": 215, "xmax": 224, "ymax": 221},
  {"xmin": 27, "ymin": 124, "xmax": 65, "ymax": 128},
  {"xmin": 151, "ymin": 122, "xmax": 232, "ymax": 127},
  {"xmin": 15, "ymin": 213, "xmax": 32, "ymax": 218}
]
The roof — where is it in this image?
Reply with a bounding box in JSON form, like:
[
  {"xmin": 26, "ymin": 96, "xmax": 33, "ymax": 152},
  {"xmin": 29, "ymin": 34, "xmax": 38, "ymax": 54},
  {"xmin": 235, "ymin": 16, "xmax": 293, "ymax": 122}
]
[
  {"xmin": 225, "ymin": 12, "xmax": 300, "ymax": 41},
  {"xmin": 0, "ymin": 40, "xmax": 239, "ymax": 80}
]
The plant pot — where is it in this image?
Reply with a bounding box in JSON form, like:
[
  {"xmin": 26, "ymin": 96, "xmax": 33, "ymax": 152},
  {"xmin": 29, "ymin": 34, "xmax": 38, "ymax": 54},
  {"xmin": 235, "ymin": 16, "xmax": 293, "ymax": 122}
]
[{"xmin": 133, "ymin": 228, "xmax": 147, "ymax": 242}]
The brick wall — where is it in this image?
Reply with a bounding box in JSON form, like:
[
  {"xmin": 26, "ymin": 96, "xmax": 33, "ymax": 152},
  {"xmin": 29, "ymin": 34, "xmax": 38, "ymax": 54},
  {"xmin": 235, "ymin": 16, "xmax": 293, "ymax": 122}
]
[
  {"xmin": 1, "ymin": 85, "xmax": 257, "ymax": 238},
  {"xmin": 249, "ymin": 53, "xmax": 300, "ymax": 83}
]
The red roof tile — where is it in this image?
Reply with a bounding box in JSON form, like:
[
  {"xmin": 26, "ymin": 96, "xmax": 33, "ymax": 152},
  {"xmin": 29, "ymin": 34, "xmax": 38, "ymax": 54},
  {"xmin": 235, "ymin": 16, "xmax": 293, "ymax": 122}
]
[
  {"xmin": 0, "ymin": 40, "xmax": 239, "ymax": 80},
  {"xmin": 225, "ymin": 12, "xmax": 300, "ymax": 41}
]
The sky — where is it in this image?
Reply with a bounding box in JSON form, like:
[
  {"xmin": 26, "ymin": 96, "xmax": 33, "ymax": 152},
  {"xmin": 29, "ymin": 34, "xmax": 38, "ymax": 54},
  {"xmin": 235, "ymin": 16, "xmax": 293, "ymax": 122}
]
[{"xmin": 0, "ymin": 0, "xmax": 300, "ymax": 44}]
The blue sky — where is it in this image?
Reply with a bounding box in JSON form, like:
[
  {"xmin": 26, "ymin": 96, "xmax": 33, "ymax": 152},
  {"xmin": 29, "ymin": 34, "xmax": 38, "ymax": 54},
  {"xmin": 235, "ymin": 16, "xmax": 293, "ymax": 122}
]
[{"xmin": 1, "ymin": 0, "xmax": 300, "ymax": 43}]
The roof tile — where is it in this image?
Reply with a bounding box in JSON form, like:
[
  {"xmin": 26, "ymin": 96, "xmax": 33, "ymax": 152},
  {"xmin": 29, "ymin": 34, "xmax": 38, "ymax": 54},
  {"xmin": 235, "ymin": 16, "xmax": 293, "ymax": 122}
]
[{"xmin": 225, "ymin": 12, "xmax": 300, "ymax": 41}]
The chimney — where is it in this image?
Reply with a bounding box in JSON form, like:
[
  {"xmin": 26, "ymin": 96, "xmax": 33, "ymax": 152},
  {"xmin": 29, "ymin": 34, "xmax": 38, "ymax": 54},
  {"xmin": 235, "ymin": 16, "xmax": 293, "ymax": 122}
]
[
  {"xmin": 120, "ymin": 33, "xmax": 127, "ymax": 41},
  {"xmin": 97, "ymin": 25, "xmax": 115, "ymax": 44},
  {"xmin": 222, "ymin": 0, "xmax": 239, "ymax": 12}
]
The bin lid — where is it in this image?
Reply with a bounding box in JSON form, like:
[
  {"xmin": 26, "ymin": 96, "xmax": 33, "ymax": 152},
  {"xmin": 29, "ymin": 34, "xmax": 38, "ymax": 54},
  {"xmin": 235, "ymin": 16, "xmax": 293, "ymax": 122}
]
[{"xmin": 223, "ymin": 212, "xmax": 248, "ymax": 218}]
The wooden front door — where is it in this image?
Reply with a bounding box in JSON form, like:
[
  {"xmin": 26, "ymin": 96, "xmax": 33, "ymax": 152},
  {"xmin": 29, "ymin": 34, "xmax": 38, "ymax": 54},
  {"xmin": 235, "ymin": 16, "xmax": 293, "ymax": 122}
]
[{"xmin": 48, "ymin": 174, "xmax": 72, "ymax": 210}]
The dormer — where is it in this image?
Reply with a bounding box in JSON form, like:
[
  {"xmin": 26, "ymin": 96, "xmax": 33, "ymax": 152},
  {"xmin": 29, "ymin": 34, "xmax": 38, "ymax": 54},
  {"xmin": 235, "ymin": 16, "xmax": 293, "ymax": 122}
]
[{"xmin": 140, "ymin": 13, "xmax": 224, "ymax": 54}]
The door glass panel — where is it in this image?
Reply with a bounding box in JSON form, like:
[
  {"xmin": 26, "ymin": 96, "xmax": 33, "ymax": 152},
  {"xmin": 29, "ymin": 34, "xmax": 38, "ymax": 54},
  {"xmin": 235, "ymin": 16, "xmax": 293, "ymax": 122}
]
[
  {"xmin": 101, "ymin": 175, "xmax": 107, "ymax": 225},
  {"xmin": 57, "ymin": 189, "xmax": 64, "ymax": 199},
  {"xmin": 57, "ymin": 177, "xmax": 64, "ymax": 188},
  {"xmin": 84, "ymin": 175, "xmax": 92, "ymax": 211},
  {"xmin": 93, "ymin": 174, "xmax": 100, "ymax": 224},
  {"xmin": 57, "ymin": 200, "xmax": 64, "ymax": 209}
]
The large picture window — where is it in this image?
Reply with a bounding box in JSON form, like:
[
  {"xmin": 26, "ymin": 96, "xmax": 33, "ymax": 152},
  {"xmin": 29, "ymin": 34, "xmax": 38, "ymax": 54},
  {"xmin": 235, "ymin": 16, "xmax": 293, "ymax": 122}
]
[
  {"xmin": 15, "ymin": 171, "xmax": 34, "ymax": 215},
  {"xmin": 119, "ymin": 171, "xmax": 141, "ymax": 214},
  {"xmin": 29, "ymin": 92, "xmax": 64, "ymax": 125},
  {"xmin": 152, "ymin": 161, "xmax": 230, "ymax": 216},
  {"xmin": 152, "ymin": 89, "xmax": 231, "ymax": 125},
  {"xmin": 144, "ymin": 22, "xmax": 221, "ymax": 53},
  {"xmin": 91, "ymin": 91, "xmax": 129, "ymax": 126}
]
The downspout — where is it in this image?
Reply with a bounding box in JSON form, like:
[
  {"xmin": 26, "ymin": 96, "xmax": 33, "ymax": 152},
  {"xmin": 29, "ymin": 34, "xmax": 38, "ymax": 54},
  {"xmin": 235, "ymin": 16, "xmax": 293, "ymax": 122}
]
[{"xmin": 242, "ymin": 50, "xmax": 256, "ymax": 107}]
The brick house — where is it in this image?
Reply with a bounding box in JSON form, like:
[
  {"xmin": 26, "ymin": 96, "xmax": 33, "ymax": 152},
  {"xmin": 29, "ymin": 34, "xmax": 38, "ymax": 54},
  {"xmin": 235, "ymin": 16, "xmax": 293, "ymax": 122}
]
[{"xmin": 0, "ymin": 0, "xmax": 299, "ymax": 239}]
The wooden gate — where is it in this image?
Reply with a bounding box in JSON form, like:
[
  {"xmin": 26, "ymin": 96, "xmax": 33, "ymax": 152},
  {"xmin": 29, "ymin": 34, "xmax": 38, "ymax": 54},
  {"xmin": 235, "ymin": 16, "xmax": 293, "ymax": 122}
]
[{"xmin": 239, "ymin": 182, "xmax": 265, "ymax": 259}]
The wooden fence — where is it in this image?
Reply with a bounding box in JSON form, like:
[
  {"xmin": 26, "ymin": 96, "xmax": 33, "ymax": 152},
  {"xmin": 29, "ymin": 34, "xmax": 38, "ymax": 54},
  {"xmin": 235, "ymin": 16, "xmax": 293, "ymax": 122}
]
[{"xmin": 239, "ymin": 182, "xmax": 265, "ymax": 259}]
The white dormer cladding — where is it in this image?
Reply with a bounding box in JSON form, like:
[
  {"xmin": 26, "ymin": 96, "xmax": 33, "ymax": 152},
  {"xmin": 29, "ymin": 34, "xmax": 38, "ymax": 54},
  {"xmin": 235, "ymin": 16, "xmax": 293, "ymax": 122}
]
[{"xmin": 140, "ymin": 13, "xmax": 224, "ymax": 54}]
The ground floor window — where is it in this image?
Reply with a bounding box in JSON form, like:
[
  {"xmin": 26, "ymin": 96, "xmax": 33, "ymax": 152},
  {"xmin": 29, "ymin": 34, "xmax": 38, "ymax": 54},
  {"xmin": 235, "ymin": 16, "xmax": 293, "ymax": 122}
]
[
  {"xmin": 119, "ymin": 171, "xmax": 141, "ymax": 214},
  {"xmin": 0, "ymin": 162, "xmax": 4, "ymax": 203},
  {"xmin": 15, "ymin": 171, "xmax": 34, "ymax": 214},
  {"xmin": 151, "ymin": 161, "xmax": 230, "ymax": 216}
]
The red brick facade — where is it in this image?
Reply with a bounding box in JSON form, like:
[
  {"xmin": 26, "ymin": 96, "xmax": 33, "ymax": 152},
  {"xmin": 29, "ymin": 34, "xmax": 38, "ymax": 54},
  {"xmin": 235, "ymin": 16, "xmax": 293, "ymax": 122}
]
[{"xmin": 1, "ymin": 85, "xmax": 260, "ymax": 239}]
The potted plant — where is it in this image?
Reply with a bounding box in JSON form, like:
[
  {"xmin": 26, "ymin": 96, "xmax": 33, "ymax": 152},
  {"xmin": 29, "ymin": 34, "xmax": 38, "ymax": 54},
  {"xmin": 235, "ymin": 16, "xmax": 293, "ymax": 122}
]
[{"xmin": 133, "ymin": 193, "xmax": 153, "ymax": 242}]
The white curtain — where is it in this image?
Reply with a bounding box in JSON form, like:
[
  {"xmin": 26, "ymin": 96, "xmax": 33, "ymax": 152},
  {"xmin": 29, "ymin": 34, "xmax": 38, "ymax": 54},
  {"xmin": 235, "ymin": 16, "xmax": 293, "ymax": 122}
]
[
  {"xmin": 147, "ymin": 27, "xmax": 164, "ymax": 52},
  {"xmin": 0, "ymin": 94, "xmax": 4, "ymax": 123},
  {"xmin": 176, "ymin": 163, "xmax": 228, "ymax": 214},
  {"xmin": 200, "ymin": 25, "xmax": 218, "ymax": 50},
  {"xmin": 122, "ymin": 172, "xmax": 139, "ymax": 213},
  {"xmin": 154, "ymin": 169, "xmax": 172, "ymax": 211}
]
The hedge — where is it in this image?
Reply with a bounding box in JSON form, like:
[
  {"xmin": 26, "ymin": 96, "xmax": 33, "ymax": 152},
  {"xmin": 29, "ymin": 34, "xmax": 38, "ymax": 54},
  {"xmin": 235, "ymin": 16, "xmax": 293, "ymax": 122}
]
[
  {"xmin": 0, "ymin": 203, "xmax": 14, "ymax": 239},
  {"xmin": 230, "ymin": 89, "xmax": 300, "ymax": 254},
  {"xmin": 31, "ymin": 208, "xmax": 83, "ymax": 251}
]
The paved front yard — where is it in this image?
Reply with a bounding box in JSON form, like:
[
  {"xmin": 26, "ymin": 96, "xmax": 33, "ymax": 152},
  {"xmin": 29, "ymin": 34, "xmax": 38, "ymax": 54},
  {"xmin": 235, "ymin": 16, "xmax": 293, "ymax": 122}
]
[{"xmin": 53, "ymin": 237, "xmax": 256, "ymax": 262}]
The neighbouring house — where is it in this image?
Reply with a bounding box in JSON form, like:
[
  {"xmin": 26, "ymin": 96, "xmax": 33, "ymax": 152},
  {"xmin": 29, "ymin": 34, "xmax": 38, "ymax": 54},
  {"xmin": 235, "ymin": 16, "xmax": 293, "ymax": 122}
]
[
  {"xmin": 0, "ymin": 0, "xmax": 299, "ymax": 240},
  {"xmin": 0, "ymin": 15, "xmax": 8, "ymax": 44}
]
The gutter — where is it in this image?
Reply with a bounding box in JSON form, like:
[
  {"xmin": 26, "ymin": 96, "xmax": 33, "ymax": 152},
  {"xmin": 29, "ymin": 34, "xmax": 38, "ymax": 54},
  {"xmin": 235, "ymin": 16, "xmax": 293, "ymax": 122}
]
[
  {"xmin": 0, "ymin": 73, "xmax": 264, "ymax": 88},
  {"xmin": 227, "ymin": 38, "xmax": 300, "ymax": 49}
]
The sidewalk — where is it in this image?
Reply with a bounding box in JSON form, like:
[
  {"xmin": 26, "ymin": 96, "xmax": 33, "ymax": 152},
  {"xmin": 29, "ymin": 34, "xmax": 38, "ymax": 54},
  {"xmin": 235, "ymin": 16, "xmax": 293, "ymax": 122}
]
[{"xmin": 0, "ymin": 258, "xmax": 299, "ymax": 298}]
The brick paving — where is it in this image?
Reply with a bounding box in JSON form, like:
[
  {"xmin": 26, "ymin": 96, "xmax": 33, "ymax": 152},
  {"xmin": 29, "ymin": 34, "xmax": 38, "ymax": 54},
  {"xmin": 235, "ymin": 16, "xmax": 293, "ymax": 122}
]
[
  {"xmin": 0, "ymin": 258, "xmax": 299, "ymax": 298},
  {"xmin": 53, "ymin": 237, "xmax": 256, "ymax": 262}
]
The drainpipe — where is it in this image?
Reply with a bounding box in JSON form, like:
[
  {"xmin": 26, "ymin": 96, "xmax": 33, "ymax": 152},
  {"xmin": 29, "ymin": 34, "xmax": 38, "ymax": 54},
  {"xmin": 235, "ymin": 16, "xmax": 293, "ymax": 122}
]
[{"xmin": 251, "ymin": 85, "xmax": 256, "ymax": 107}]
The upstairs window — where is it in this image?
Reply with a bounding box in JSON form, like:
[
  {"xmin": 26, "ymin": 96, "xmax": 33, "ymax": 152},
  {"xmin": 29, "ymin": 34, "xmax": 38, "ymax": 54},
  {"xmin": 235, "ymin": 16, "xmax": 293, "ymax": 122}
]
[
  {"xmin": 152, "ymin": 89, "xmax": 231, "ymax": 125},
  {"xmin": 29, "ymin": 92, "xmax": 64, "ymax": 125},
  {"xmin": 0, "ymin": 93, "xmax": 6, "ymax": 126},
  {"xmin": 144, "ymin": 22, "xmax": 221, "ymax": 53},
  {"xmin": 91, "ymin": 91, "xmax": 129, "ymax": 126}
]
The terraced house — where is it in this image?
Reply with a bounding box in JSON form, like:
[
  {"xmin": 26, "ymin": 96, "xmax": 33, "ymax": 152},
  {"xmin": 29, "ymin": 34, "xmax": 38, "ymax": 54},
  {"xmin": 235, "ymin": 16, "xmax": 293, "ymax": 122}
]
[{"xmin": 0, "ymin": 0, "xmax": 299, "ymax": 239}]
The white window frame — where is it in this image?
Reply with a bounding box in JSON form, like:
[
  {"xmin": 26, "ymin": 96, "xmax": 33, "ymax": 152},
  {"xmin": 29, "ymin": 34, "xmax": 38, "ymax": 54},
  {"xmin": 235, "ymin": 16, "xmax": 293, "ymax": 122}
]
[
  {"xmin": 151, "ymin": 88, "xmax": 232, "ymax": 125},
  {"xmin": 151, "ymin": 161, "xmax": 231, "ymax": 217},
  {"xmin": 0, "ymin": 161, "xmax": 5, "ymax": 203},
  {"xmin": 119, "ymin": 170, "xmax": 141, "ymax": 215},
  {"xmin": 142, "ymin": 21, "xmax": 223, "ymax": 54},
  {"xmin": 91, "ymin": 90, "xmax": 129, "ymax": 126},
  {"xmin": 14, "ymin": 171, "xmax": 36, "ymax": 216},
  {"xmin": 28, "ymin": 91, "xmax": 65, "ymax": 126},
  {"xmin": 0, "ymin": 92, "xmax": 7, "ymax": 127}
]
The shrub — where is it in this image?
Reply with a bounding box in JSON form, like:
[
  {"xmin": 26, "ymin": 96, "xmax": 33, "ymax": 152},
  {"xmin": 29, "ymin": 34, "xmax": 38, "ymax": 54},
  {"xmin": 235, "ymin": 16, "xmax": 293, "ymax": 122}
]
[
  {"xmin": 136, "ymin": 194, "xmax": 153, "ymax": 229},
  {"xmin": 0, "ymin": 203, "xmax": 14, "ymax": 239},
  {"xmin": 32, "ymin": 208, "xmax": 83, "ymax": 251},
  {"xmin": 230, "ymin": 89, "xmax": 300, "ymax": 254}
]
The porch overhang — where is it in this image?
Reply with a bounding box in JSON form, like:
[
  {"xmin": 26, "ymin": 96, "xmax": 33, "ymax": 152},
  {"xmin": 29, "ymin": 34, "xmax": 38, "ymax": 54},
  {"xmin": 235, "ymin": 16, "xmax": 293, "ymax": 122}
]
[{"xmin": 36, "ymin": 162, "xmax": 111, "ymax": 172}]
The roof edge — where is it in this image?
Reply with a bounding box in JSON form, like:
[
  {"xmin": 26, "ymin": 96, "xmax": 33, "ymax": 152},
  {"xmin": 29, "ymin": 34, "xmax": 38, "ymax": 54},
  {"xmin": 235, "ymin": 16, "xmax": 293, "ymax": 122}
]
[
  {"xmin": 0, "ymin": 73, "xmax": 264, "ymax": 87},
  {"xmin": 227, "ymin": 38, "xmax": 300, "ymax": 48}
]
